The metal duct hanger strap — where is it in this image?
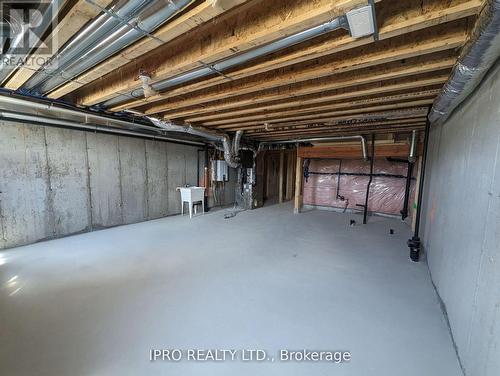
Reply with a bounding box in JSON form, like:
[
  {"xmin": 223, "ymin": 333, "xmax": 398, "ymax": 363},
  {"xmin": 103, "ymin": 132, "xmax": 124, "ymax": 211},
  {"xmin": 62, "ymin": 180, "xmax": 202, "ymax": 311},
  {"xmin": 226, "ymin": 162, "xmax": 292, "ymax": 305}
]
[
  {"xmin": 101, "ymin": 3, "xmax": 377, "ymax": 108},
  {"xmin": 23, "ymin": 0, "xmax": 194, "ymax": 94}
]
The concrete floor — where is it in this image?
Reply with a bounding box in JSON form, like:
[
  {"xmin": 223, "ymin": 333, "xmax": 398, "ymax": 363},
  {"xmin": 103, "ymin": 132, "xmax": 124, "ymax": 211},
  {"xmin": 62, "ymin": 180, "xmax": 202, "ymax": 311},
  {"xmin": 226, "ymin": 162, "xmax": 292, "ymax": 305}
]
[{"xmin": 0, "ymin": 203, "xmax": 461, "ymax": 376}]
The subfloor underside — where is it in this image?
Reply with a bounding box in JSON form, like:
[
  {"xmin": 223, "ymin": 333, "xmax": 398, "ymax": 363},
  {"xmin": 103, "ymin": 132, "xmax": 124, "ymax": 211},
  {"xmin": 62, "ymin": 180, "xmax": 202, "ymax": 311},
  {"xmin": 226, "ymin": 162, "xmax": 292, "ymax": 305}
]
[{"xmin": 0, "ymin": 203, "xmax": 461, "ymax": 375}]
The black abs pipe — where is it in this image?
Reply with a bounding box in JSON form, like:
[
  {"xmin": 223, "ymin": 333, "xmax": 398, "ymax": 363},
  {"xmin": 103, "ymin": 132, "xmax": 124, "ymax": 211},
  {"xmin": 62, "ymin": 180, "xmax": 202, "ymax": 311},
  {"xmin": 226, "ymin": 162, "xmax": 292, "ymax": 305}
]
[
  {"xmin": 408, "ymin": 117, "xmax": 431, "ymax": 262},
  {"xmin": 400, "ymin": 161, "xmax": 414, "ymax": 220},
  {"xmin": 363, "ymin": 134, "xmax": 375, "ymax": 225}
]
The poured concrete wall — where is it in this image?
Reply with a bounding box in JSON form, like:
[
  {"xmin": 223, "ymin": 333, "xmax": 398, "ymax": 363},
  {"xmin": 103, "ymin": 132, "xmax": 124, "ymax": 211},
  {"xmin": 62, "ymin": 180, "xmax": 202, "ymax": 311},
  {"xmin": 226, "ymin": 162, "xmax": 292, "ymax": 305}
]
[
  {"xmin": 0, "ymin": 121, "xmax": 230, "ymax": 249},
  {"xmin": 421, "ymin": 61, "xmax": 500, "ymax": 376}
]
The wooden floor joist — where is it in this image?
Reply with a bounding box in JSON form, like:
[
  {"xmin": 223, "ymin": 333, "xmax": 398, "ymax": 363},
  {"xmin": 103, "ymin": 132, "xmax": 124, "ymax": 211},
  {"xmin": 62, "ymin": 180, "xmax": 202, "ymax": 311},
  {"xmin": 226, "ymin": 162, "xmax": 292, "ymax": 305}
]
[
  {"xmin": 72, "ymin": 0, "xmax": 375, "ymax": 105},
  {"xmin": 115, "ymin": 20, "xmax": 469, "ymax": 113},
  {"xmin": 153, "ymin": 61, "xmax": 455, "ymax": 118},
  {"xmin": 107, "ymin": 3, "xmax": 476, "ymax": 112},
  {"xmin": 4, "ymin": 0, "xmax": 113, "ymax": 89},
  {"xmin": 0, "ymin": 0, "xmax": 484, "ymax": 140},
  {"xmin": 46, "ymin": 0, "xmax": 252, "ymax": 99}
]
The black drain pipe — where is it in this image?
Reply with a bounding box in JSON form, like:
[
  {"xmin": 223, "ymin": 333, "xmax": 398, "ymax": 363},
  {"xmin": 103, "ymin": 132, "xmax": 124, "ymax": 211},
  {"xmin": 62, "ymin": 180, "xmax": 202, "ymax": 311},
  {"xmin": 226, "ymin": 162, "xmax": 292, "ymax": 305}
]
[
  {"xmin": 400, "ymin": 161, "xmax": 414, "ymax": 220},
  {"xmin": 362, "ymin": 134, "xmax": 375, "ymax": 224},
  {"xmin": 408, "ymin": 117, "xmax": 431, "ymax": 262}
]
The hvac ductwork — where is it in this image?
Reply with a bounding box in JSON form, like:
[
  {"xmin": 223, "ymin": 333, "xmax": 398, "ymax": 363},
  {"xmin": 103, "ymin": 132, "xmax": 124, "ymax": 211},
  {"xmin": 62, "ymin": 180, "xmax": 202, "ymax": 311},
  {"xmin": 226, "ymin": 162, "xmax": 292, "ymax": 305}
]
[
  {"xmin": 0, "ymin": 0, "xmax": 62, "ymax": 84},
  {"xmin": 148, "ymin": 117, "xmax": 242, "ymax": 167},
  {"xmin": 0, "ymin": 109, "xmax": 204, "ymax": 145},
  {"xmin": 101, "ymin": 4, "xmax": 377, "ymax": 108},
  {"xmin": 258, "ymin": 136, "xmax": 369, "ymax": 161},
  {"xmin": 429, "ymin": 0, "xmax": 500, "ymax": 124},
  {"xmin": 23, "ymin": 0, "xmax": 193, "ymax": 94}
]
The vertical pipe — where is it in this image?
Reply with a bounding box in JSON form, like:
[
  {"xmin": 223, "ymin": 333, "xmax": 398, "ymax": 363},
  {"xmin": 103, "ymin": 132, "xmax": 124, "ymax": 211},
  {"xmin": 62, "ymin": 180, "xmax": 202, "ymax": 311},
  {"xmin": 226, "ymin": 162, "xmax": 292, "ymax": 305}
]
[
  {"xmin": 336, "ymin": 159, "xmax": 342, "ymax": 199},
  {"xmin": 401, "ymin": 161, "xmax": 414, "ymax": 220},
  {"xmin": 363, "ymin": 134, "xmax": 375, "ymax": 224},
  {"xmin": 409, "ymin": 130, "xmax": 418, "ymax": 162},
  {"xmin": 408, "ymin": 116, "xmax": 431, "ymax": 262}
]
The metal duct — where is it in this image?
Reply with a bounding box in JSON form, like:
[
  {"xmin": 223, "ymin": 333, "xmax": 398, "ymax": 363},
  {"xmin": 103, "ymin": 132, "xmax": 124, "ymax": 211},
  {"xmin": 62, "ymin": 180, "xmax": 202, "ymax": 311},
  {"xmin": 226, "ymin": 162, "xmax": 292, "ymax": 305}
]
[
  {"xmin": 29, "ymin": 0, "xmax": 193, "ymax": 94},
  {"xmin": 0, "ymin": 93, "xmax": 155, "ymax": 131},
  {"xmin": 258, "ymin": 136, "xmax": 369, "ymax": 161},
  {"xmin": 408, "ymin": 130, "xmax": 418, "ymax": 163},
  {"xmin": 101, "ymin": 16, "xmax": 348, "ymax": 108},
  {"xmin": 429, "ymin": 0, "xmax": 500, "ymax": 124},
  {"xmin": 0, "ymin": 0, "xmax": 62, "ymax": 84},
  {"xmin": 23, "ymin": 0, "xmax": 152, "ymax": 91},
  {"xmin": 0, "ymin": 108, "xmax": 203, "ymax": 146},
  {"xmin": 148, "ymin": 117, "xmax": 241, "ymax": 167}
]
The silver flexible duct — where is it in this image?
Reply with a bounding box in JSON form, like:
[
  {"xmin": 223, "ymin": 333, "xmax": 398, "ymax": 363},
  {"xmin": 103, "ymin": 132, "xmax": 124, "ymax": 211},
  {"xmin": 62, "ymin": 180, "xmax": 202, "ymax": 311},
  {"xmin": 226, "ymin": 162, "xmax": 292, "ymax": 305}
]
[
  {"xmin": 429, "ymin": 0, "xmax": 500, "ymax": 124},
  {"xmin": 148, "ymin": 117, "xmax": 241, "ymax": 167}
]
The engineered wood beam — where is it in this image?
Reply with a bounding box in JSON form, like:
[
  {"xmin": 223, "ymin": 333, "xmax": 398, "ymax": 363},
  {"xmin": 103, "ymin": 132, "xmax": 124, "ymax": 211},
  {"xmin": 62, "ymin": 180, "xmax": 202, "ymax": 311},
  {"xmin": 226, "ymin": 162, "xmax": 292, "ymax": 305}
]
[
  {"xmin": 297, "ymin": 143, "xmax": 424, "ymax": 159},
  {"xmin": 223, "ymin": 110, "xmax": 429, "ymax": 131},
  {"xmin": 254, "ymin": 124, "xmax": 427, "ymax": 140},
  {"xmin": 248, "ymin": 118, "xmax": 428, "ymax": 136}
]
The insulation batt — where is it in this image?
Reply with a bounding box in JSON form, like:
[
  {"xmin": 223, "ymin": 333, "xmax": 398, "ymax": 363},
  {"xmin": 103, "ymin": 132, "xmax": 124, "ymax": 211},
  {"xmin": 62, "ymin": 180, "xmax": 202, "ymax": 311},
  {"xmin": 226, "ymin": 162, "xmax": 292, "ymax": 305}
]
[{"xmin": 302, "ymin": 158, "xmax": 416, "ymax": 216}]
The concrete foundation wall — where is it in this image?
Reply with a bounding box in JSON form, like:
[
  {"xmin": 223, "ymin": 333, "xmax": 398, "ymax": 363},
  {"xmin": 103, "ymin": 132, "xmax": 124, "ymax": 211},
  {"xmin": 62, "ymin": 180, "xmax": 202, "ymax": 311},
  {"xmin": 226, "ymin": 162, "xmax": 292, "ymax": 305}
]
[
  {"xmin": 421, "ymin": 61, "xmax": 500, "ymax": 376},
  {"xmin": 0, "ymin": 121, "xmax": 219, "ymax": 249}
]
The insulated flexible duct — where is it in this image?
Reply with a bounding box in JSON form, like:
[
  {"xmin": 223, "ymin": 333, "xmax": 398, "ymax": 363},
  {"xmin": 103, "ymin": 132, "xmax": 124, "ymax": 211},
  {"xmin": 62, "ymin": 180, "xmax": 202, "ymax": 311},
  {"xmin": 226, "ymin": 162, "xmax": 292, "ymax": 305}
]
[
  {"xmin": 148, "ymin": 117, "xmax": 241, "ymax": 167},
  {"xmin": 429, "ymin": 0, "xmax": 500, "ymax": 124}
]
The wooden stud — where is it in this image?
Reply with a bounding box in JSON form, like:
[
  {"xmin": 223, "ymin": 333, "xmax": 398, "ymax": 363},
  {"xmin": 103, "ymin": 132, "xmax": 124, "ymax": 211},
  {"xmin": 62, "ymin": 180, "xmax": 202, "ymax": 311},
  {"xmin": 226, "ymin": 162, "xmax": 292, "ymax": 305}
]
[
  {"xmin": 278, "ymin": 149, "xmax": 285, "ymax": 203},
  {"xmin": 294, "ymin": 155, "xmax": 303, "ymax": 214}
]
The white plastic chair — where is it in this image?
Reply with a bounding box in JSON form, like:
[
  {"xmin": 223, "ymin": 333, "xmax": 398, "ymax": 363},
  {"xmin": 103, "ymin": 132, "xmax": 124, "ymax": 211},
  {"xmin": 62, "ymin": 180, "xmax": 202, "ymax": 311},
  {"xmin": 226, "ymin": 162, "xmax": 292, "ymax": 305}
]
[{"xmin": 178, "ymin": 187, "xmax": 205, "ymax": 218}]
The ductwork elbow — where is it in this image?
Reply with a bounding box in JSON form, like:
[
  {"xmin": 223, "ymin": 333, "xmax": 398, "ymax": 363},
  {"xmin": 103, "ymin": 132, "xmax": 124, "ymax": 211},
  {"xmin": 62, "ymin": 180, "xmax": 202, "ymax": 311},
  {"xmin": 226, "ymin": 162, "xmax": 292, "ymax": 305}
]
[
  {"xmin": 148, "ymin": 116, "xmax": 242, "ymax": 168},
  {"xmin": 222, "ymin": 133, "xmax": 241, "ymax": 168}
]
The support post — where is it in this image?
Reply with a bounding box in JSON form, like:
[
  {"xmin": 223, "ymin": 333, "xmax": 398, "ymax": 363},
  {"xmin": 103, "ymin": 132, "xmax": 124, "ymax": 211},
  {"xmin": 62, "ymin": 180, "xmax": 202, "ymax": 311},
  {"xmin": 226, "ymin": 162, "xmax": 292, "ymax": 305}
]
[
  {"xmin": 362, "ymin": 134, "xmax": 375, "ymax": 225},
  {"xmin": 408, "ymin": 117, "xmax": 431, "ymax": 262},
  {"xmin": 278, "ymin": 149, "xmax": 285, "ymax": 203},
  {"xmin": 294, "ymin": 154, "xmax": 303, "ymax": 214},
  {"xmin": 400, "ymin": 161, "xmax": 414, "ymax": 220}
]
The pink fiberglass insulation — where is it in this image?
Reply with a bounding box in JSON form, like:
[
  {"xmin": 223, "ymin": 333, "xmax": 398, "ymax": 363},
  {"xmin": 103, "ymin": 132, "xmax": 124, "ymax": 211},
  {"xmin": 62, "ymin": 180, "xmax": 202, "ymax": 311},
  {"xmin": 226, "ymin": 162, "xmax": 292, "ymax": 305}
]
[{"xmin": 303, "ymin": 158, "xmax": 416, "ymax": 216}]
